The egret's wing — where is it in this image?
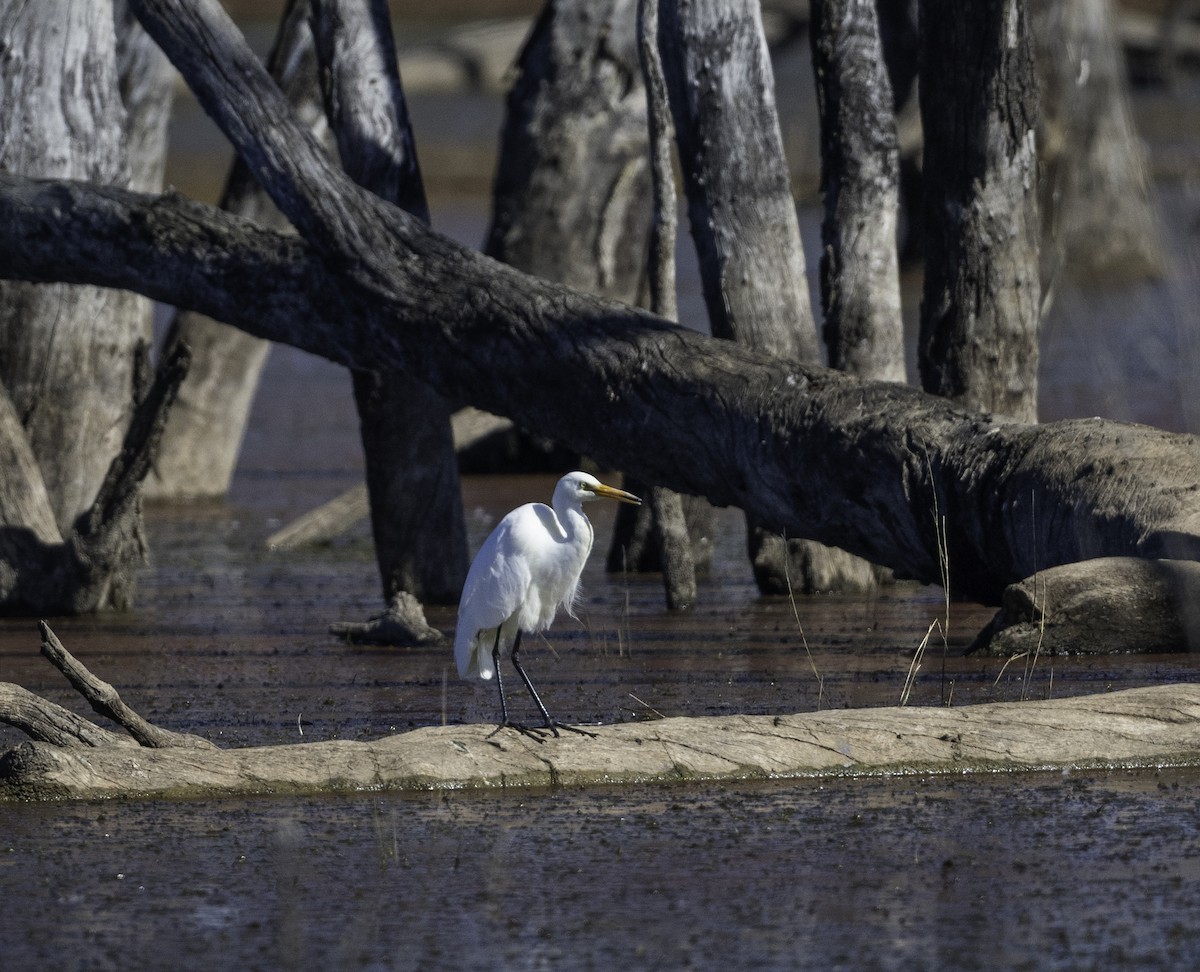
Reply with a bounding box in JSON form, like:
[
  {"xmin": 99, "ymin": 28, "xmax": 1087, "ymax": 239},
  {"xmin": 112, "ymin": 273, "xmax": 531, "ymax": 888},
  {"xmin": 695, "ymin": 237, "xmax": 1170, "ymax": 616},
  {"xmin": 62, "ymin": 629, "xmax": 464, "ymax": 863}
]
[{"xmin": 453, "ymin": 509, "xmax": 535, "ymax": 678}]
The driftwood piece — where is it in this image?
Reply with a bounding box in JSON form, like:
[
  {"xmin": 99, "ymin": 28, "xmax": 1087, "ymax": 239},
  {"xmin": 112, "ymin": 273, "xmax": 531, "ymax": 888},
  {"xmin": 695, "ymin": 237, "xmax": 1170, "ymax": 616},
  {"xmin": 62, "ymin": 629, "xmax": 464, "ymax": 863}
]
[
  {"xmin": 971, "ymin": 558, "xmax": 1200, "ymax": 656},
  {"xmin": 3, "ymin": 626, "xmax": 1199, "ymax": 801},
  {"xmin": 37, "ymin": 622, "xmax": 215, "ymax": 750},
  {"xmin": 4, "ymin": 679, "xmax": 1200, "ymax": 802}
]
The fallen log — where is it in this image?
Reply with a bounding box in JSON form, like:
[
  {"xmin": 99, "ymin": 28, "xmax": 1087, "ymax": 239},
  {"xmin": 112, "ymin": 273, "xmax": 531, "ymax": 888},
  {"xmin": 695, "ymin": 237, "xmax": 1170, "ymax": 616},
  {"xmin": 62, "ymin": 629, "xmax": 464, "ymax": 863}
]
[{"xmin": 2, "ymin": 626, "xmax": 1199, "ymax": 802}]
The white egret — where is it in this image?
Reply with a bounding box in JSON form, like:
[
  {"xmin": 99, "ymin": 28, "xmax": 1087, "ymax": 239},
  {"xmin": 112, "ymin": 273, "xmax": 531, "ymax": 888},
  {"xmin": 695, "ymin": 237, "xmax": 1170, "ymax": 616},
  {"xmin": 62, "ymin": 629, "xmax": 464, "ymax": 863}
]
[{"xmin": 455, "ymin": 471, "xmax": 641, "ymax": 738}]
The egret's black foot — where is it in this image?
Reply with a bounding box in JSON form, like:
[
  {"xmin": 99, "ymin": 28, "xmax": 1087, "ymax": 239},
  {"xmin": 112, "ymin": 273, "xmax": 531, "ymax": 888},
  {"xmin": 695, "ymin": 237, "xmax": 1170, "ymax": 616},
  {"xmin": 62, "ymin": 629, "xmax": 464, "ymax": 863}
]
[
  {"xmin": 487, "ymin": 721, "xmax": 547, "ymax": 743},
  {"xmin": 545, "ymin": 721, "xmax": 598, "ymax": 739}
]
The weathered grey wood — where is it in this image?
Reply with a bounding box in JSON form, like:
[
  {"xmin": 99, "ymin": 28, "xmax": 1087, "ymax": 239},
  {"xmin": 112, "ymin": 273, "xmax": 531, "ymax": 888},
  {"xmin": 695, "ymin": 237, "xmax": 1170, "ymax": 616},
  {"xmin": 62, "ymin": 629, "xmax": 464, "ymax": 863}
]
[
  {"xmin": 4, "ymin": 0, "xmax": 1200, "ymax": 604},
  {"xmin": 0, "ymin": 0, "xmax": 143, "ymax": 531},
  {"xmin": 0, "ymin": 683, "xmax": 134, "ymax": 750},
  {"xmin": 614, "ymin": 0, "xmax": 698, "ymax": 612},
  {"xmin": 146, "ymin": 0, "xmax": 320, "ymax": 500},
  {"xmin": 918, "ymin": 0, "xmax": 1041, "ymax": 422},
  {"xmin": 311, "ymin": 0, "xmax": 467, "ymax": 607},
  {"xmin": 38, "ymin": 622, "xmax": 215, "ymax": 749},
  {"xmin": 5, "ymin": 683, "xmax": 1200, "ymax": 801},
  {"xmin": 659, "ymin": 0, "xmax": 880, "ymax": 597},
  {"xmin": 0, "ymin": 344, "xmax": 191, "ymax": 613},
  {"xmin": 972, "ymin": 558, "xmax": 1200, "ymax": 656},
  {"xmin": 810, "ymin": 0, "xmax": 906, "ymax": 383},
  {"xmin": 485, "ymin": 0, "xmax": 650, "ymax": 306}
]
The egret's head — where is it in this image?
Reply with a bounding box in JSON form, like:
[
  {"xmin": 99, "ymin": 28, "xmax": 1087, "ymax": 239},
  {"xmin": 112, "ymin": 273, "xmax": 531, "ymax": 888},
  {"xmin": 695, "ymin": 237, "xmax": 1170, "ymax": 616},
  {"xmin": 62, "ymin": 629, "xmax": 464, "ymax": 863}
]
[{"xmin": 559, "ymin": 471, "xmax": 642, "ymax": 506}]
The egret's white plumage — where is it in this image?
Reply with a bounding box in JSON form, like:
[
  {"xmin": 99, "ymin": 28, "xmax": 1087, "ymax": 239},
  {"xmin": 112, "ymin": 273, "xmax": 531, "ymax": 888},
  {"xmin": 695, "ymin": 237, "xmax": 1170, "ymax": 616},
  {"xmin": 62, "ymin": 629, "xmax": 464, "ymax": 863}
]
[{"xmin": 454, "ymin": 471, "xmax": 641, "ymax": 736}]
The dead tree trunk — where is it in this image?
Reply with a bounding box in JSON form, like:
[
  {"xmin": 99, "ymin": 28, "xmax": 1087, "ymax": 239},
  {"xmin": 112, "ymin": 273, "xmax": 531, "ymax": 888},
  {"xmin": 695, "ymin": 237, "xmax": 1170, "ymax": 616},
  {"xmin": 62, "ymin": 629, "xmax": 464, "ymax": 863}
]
[
  {"xmin": 311, "ymin": 0, "xmax": 467, "ymax": 618},
  {"xmin": 147, "ymin": 0, "xmax": 324, "ymax": 500},
  {"xmin": 482, "ymin": 0, "xmax": 651, "ymax": 472},
  {"xmin": 626, "ymin": 0, "xmax": 698, "ymax": 612},
  {"xmin": 917, "ymin": 0, "xmax": 1042, "ymax": 422},
  {"xmin": 659, "ymin": 0, "xmax": 879, "ymax": 595},
  {"xmin": 5, "ymin": 0, "xmax": 1200, "ymax": 606},
  {"xmin": 484, "ymin": 0, "xmax": 708, "ymax": 598},
  {"xmin": 810, "ymin": 0, "xmax": 906, "ymax": 383},
  {"xmin": 1030, "ymin": 0, "xmax": 1165, "ymax": 285},
  {"xmin": 0, "ymin": 0, "xmax": 145, "ymax": 531}
]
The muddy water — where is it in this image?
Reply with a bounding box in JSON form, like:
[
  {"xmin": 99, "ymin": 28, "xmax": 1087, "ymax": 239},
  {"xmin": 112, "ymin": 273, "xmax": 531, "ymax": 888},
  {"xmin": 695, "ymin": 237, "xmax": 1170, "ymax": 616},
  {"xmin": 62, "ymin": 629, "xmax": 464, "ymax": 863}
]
[{"xmin": 4, "ymin": 18, "xmax": 1200, "ymax": 970}]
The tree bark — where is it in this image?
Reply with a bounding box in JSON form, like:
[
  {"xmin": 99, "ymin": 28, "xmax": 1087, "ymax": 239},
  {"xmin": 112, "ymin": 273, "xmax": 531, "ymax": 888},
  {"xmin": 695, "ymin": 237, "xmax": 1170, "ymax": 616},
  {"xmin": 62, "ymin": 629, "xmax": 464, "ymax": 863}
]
[
  {"xmin": 0, "ymin": 343, "xmax": 192, "ymax": 613},
  {"xmin": 917, "ymin": 0, "xmax": 1042, "ymax": 422},
  {"xmin": 485, "ymin": 0, "xmax": 650, "ymax": 307},
  {"xmin": 9, "ymin": 168, "xmax": 1200, "ymax": 604},
  {"xmin": 606, "ymin": 0, "xmax": 699, "ymax": 611},
  {"xmin": 146, "ymin": 0, "xmax": 321, "ymax": 500},
  {"xmin": 0, "ymin": 0, "xmax": 144, "ymax": 531},
  {"xmin": 4, "ymin": 0, "xmax": 1200, "ymax": 605},
  {"xmin": 659, "ymin": 0, "xmax": 878, "ymax": 595},
  {"xmin": 810, "ymin": 0, "xmax": 906, "ymax": 383},
  {"xmin": 311, "ymin": 0, "xmax": 467, "ymax": 609}
]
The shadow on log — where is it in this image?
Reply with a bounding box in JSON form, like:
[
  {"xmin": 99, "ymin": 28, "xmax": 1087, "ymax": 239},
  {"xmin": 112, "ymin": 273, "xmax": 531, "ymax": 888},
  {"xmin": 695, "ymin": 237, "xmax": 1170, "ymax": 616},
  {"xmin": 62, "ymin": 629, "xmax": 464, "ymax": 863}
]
[{"xmin": 3, "ymin": 625, "xmax": 1200, "ymax": 802}]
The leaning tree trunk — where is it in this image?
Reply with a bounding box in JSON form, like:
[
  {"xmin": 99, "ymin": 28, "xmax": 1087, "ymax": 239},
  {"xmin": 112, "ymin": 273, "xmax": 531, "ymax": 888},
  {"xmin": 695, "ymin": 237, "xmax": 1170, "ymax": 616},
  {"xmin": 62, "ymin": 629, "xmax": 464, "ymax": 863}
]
[
  {"xmin": 311, "ymin": 0, "xmax": 467, "ymax": 616},
  {"xmin": 810, "ymin": 0, "xmax": 906, "ymax": 384},
  {"xmin": 146, "ymin": 0, "xmax": 323, "ymax": 500},
  {"xmin": 659, "ymin": 0, "xmax": 878, "ymax": 595},
  {"xmin": 8, "ymin": 0, "xmax": 1200, "ymax": 607},
  {"xmin": 1029, "ymin": 0, "xmax": 1165, "ymax": 285},
  {"xmin": 917, "ymin": 0, "xmax": 1042, "ymax": 422},
  {"xmin": 0, "ymin": 0, "xmax": 144, "ymax": 532}
]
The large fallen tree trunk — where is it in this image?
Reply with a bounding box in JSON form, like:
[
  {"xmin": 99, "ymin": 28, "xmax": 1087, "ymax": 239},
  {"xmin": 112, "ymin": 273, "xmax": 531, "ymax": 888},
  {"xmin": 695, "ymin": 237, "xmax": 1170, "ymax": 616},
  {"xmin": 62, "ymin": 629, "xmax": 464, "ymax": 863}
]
[
  {"xmin": 1, "ymin": 0, "xmax": 1199, "ymax": 605},
  {"xmin": 3, "ymin": 626, "xmax": 1199, "ymax": 801}
]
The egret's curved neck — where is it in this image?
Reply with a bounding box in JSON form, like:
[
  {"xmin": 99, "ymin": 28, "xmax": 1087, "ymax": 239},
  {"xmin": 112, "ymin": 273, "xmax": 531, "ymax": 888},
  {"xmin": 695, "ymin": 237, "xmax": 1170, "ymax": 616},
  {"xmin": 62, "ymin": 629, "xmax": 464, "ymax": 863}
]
[{"xmin": 552, "ymin": 491, "xmax": 590, "ymax": 545}]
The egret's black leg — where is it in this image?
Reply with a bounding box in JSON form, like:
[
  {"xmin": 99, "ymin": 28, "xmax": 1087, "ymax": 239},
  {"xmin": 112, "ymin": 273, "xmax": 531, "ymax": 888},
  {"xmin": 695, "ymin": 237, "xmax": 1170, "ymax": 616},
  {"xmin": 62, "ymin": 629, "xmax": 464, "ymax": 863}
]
[
  {"xmin": 511, "ymin": 631, "xmax": 597, "ymax": 739},
  {"xmin": 485, "ymin": 629, "xmax": 545, "ymax": 743}
]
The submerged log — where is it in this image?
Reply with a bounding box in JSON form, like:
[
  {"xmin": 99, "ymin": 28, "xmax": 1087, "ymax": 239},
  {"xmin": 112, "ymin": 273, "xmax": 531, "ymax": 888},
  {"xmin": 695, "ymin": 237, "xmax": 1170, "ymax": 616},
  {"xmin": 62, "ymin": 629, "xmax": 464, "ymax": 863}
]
[{"xmin": 2, "ymin": 626, "xmax": 1199, "ymax": 802}]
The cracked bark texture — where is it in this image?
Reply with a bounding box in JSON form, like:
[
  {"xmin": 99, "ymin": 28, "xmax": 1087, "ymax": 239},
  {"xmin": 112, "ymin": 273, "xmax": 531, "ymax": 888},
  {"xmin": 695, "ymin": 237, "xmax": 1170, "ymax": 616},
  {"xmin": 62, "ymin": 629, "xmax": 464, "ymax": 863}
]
[
  {"xmin": 0, "ymin": 0, "xmax": 144, "ymax": 532},
  {"xmin": 810, "ymin": 0, "xmax": 906, "ymax": 383},
  {"xmin": 148, "ymin": 0, "xmax": 324, "ymax": 500},
  {"xmin": 918, "ymin": 0, "xmax": 1042, "ymax": 422},
  {"xmin": 312, "ymin": 0, "xmax": 467, "ymax": 609},
  {"xmin": 659, "ymin": 0, "xmax": 878, "ymax": 595},
  {"xmin": 3, "ymin": 0, "xmax": 1200, "ymax": 606}
]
